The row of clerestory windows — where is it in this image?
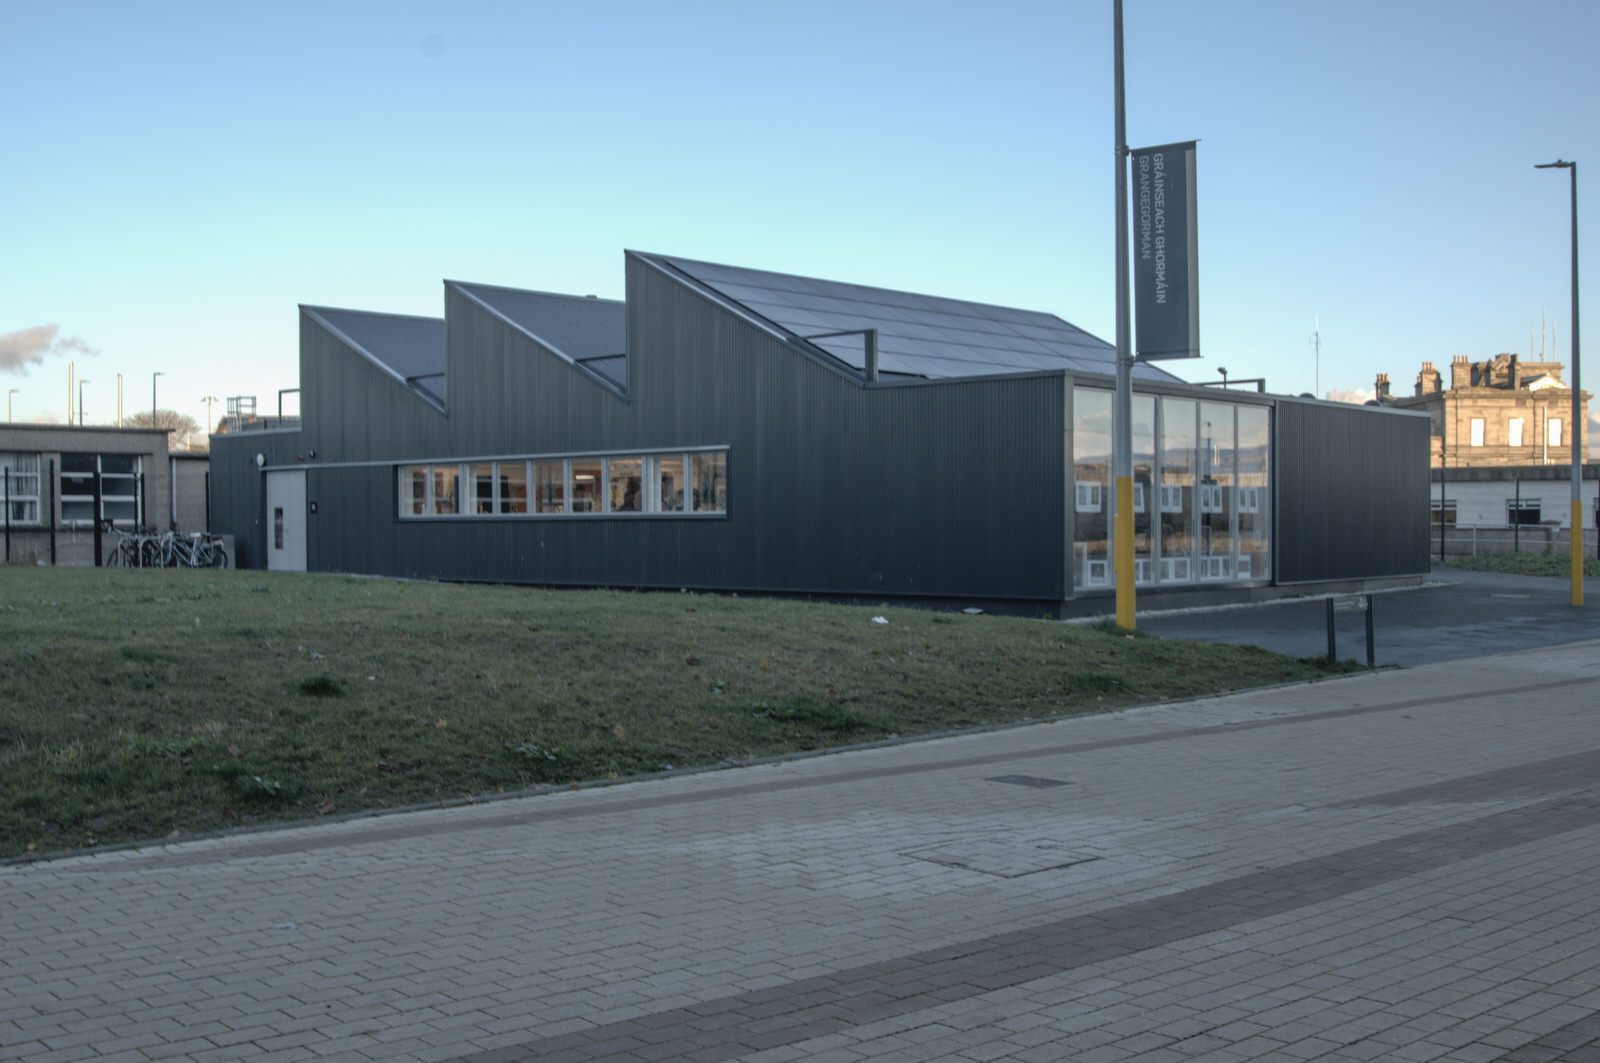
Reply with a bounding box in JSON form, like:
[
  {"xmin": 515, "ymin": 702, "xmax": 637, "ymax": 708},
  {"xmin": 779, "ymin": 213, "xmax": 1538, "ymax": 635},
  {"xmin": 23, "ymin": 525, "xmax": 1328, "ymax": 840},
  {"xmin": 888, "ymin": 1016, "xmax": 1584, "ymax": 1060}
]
[{"xmin": 399, "ymin": 450, "xmax": 727, "ymax": 519}]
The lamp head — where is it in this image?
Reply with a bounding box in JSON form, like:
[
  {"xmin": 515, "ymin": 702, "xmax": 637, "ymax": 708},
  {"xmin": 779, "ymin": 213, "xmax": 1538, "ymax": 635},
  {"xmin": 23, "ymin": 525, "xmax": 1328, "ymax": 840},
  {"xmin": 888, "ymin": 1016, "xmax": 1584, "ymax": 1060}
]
[{"xmin": 1536, "ymin": 160, "xmax": 1574, "ymax": 170}]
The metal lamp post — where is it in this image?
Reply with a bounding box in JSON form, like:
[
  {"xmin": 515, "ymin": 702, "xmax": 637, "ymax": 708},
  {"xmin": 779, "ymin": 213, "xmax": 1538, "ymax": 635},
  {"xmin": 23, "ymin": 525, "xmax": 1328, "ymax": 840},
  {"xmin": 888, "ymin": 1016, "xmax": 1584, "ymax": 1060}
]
[
  {"xmin": 6, "ymin": 388, "xmax": 17, "ymax": 423},
  {"xmin": 152, "ymin": 371, "xmax": 164, "ymax": 428},
  {"xmin": 1537, "ymin": 159, "xmax": 1583, "ymax": 607},
  {"xmin": 78, "ymin": 379, "xmax": 90, "ymax": 428},
  {"xmin": 1111, "ymin": 0, "xmax": 1136, "ymax": 629}
]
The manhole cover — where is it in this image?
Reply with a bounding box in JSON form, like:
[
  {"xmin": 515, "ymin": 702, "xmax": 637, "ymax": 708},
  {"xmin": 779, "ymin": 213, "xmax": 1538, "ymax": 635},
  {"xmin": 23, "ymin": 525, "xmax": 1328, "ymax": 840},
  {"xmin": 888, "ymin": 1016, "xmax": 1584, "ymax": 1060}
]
[
  {"xmin": 987, "ymin": 774, "xmax": 1071, "ymax": 789},
  {"xmin": 906, "ymin": 837, "xmax": 1102, "ymax": 878}
]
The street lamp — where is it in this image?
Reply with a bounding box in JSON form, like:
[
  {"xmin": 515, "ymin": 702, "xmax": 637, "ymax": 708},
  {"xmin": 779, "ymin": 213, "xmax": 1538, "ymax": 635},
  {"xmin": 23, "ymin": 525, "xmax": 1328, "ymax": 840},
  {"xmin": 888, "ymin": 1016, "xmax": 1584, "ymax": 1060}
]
[
  {"xmin": 1536, "ymin": 159, "xmax": 1583, "ymax": 607},
  {"xmin": 202, "ymin": 395, "xmax": 219, "ymax": 436},
  {"xmin": 78, "ymin": 379, "xmax": 91, "ymax": 428},
  {"xmin": 1217, "ymin": 366, "xmax": 1229, "ymax": 388},
  {"xmin": 6, "ymin": 388, "xmax": 17, "ymax": 423},
  {"xmin": 152, "ymin": 370, "xmax": 164, "ymax": 428}
]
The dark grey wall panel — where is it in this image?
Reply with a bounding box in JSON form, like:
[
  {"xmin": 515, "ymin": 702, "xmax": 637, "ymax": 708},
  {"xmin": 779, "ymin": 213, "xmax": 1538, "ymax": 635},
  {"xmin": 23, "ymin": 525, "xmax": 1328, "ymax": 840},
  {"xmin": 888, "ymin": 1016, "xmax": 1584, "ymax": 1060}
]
[
  {"xmin": 209, "ymin": 430, "xmax": 301, "ymax": 569},
  {"xmin": 258, "ymin": 260, "xmax": 1068, "ymax": 601},
  {"xmin": 1275, "ymin": 401, "xmax": 1431, "ymax": 583}
]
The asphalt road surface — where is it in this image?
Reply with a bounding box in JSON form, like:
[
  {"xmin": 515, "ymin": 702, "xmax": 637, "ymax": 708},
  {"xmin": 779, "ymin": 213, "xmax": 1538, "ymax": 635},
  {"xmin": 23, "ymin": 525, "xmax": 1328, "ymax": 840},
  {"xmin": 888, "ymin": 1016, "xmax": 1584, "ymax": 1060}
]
[{"xmin": 1139, "ymin": 564, "xmax": 1599, "ymax": 667}]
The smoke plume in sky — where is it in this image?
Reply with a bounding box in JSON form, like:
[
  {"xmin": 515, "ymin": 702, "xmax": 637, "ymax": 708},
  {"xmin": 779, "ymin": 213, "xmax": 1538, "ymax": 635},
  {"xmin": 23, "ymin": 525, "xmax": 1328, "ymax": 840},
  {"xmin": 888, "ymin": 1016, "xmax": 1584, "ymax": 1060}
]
[{"xmin": 0, "ymin": 324, "xmax": 97, "ymax": 373}]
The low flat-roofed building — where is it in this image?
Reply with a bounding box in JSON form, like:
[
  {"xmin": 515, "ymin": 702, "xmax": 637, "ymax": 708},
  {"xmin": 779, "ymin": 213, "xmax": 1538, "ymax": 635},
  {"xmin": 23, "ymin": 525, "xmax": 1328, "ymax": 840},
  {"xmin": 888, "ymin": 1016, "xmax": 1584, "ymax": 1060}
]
[
  {"xmin": 1, "ymin": 424, "xmax": 184, "ymax": 566},
  {"xmin": 211, "ymin": 251, "xmax": 1431, "ymax": 615}
]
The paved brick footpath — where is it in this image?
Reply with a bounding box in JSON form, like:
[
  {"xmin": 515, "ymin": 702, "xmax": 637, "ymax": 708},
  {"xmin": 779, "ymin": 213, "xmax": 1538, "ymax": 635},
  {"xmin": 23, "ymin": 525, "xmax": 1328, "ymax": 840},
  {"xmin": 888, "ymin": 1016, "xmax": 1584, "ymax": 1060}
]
[{"xmin": 4, "ymin": 640, "xmax": 1599, "ymax": 1062}]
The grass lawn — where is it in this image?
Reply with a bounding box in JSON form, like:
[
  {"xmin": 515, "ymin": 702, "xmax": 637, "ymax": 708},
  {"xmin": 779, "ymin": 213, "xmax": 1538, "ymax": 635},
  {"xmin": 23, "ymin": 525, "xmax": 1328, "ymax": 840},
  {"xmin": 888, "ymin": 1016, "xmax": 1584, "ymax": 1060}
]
[
  {"xmin": 1446, "ymin": 552, "xmax": 1600, "ymax": 578},
  {"xmin": 1, "ymin": 568, "xmax": 1357, "ymax": 858}
]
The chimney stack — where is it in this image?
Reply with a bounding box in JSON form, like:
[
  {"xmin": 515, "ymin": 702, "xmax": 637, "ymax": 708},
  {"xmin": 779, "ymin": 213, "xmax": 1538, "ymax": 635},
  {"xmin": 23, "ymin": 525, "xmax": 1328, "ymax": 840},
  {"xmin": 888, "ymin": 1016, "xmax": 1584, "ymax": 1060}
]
[
  {"xmin": 1374, "ymin": 373, "xmax": 1391, "ymax": 402},
  {"xmin": 1417, "ymin": 361, "xmax": 1441, "ymax": 396},
  {"xmin": 1450, "ymin": 355, "xmax": 1471, "ymax": 390},
  {"xmin": 1510, "ymin": 354, "xmax": 1520, "ymax": 390}
]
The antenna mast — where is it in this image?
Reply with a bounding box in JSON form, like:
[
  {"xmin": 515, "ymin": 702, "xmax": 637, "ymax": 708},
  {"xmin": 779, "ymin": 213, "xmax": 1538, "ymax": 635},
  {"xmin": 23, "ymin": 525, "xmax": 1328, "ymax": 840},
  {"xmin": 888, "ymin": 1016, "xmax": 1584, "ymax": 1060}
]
[{"xmin": 1309, "ymin": 316, "xmax": 1321, "ymax": 398}]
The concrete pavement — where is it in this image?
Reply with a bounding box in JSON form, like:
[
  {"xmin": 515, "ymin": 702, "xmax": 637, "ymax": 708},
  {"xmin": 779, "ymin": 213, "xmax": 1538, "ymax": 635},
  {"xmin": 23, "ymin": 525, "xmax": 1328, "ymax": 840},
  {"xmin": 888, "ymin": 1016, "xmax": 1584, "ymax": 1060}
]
[{"xmin": 4, "ymin": 639, "xmax": 1600, "ymax": 1061}]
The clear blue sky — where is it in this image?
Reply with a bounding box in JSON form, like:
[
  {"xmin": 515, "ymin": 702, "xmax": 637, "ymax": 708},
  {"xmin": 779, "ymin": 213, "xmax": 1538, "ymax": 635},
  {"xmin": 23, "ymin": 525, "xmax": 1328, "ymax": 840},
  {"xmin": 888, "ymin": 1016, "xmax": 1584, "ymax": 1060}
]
[{"xmin": 4, "ymin": 0, "xmax": 1595, "ymax": 441}]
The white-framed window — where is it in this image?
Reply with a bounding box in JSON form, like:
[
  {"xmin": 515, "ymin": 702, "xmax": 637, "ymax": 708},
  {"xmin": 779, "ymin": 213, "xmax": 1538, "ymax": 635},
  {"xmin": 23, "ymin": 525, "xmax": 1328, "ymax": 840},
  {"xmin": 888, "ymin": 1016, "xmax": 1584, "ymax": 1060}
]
[
  {"xmin": 1470, "ymin": 418, "xmax": 1485, "ymax": 447},
  {"xmin": 1549, "ymin": 418, "xmax": 1563, "ymax": 447},
  {"xmin": 1199, "ymin": 555, "xmax": 1231, "ymax": 580},
  {"xmin": 453, "ymin": 461, "xmax": 532, "ymax": 515},
  {"xmin": 570, "ymin": 458, "xmax": 603, "ymax": 513},
  {"xmin": 534, "ymin": 459, "xmax": 567, "ymax": 514},
  {"xmin": 1237, "ymin": 486, "xmax": 1260, "ymax": 514},
  {"xmin": 692, "ymin": 452, "xmax": 727, "ymax": 513},
  {"xmin": 61, "ymin": 453, "xmax": 142, "ymax": 527},
  {"xmin": 1133, "ymin": 557, "xmax": 1151, "ymax": 584},
  {"xmin": 400, "ymin": 465, "xmax": 428, "ymax": 516},
  {"xmin": 1084, "ymin": 558, "xmax": 1109, "ymax": 587},
  {"xmin": 1509, "ymin": 417, "xmax": 1525, "ymax": 448},
  {"xmin": 472, "ymin": 463, "xmax": 496, "ymax": 515},
  {"xmin": 1199, "ymin": 483, "xmax": 1223, "ymax": 513},
  {"xmin": 1132, "ymin": 482, "xmax": 1146, "ymax": 514},
  {"xmin": 397, "ymin": 450, "xmax": 728, "ymax": 519},
  {"xmin": 1159, "ymin": 556, "xmax": 1191, "ymax": 582},
  {"xmin": 431, "ymin": 465, "xmax": 461, "ymax": 515},
  {"xmin": 608, "ymin": 456, "xmax": 644, "ymax": 514},
  {"xmin": 1, "ymin": 453, "xmax": 41, "ymax": 525},
  {"xmin": 1508, "ymin": 499, "xmax": 1541, "ymax": 525},
  {"xmin": 1159, "ymin": 484, "xmax": 1184, "ymax": 513},
  {"xmin": 497, "ymin": 461, "xmax": 529, "ymax": 514},
  {"xmin": 650, "ymin": 454, "xmax": 685, "ymax": 513},
  {"xmin": 1236, "ymin": 555, "xmax": 1253, "ymax": 579},
  {"xmin": 1075, "ymin": 481, "xmax": 1102, "ymax": 513}
]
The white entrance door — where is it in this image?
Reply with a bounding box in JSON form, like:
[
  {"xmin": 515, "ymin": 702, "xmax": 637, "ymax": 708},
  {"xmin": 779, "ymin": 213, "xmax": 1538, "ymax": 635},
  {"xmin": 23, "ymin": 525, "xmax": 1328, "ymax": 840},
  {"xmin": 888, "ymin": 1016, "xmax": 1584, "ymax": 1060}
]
[{"xmin": 266, "ymin": 470, "xmax": 307, "ymax": 572}]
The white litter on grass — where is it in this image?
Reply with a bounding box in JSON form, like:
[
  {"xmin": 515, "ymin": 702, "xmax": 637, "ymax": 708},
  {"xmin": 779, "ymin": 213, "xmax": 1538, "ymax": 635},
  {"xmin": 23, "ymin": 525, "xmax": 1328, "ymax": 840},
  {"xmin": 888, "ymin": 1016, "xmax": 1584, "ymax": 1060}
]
[{"xmin": 871, "ymin": 616, "xmax": 889, "ymax": 625}]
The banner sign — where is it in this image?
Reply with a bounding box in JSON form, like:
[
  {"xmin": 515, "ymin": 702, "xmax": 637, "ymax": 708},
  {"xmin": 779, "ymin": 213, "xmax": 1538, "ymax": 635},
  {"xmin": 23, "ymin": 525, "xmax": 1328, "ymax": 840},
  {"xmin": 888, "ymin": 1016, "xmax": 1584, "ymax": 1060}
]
[{"xmin": 1132, "ymin": 140, "xmax": 1200, "ymax": 360}]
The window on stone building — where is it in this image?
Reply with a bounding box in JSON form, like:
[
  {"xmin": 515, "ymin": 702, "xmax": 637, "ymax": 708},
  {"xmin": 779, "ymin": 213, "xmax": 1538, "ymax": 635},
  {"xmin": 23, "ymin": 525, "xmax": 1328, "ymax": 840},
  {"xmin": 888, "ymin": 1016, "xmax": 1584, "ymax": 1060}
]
[
  {"xmin": 1509, "ymin": 417, "xmax": 1524, "ymax": 448},
  {"xmin": 1469, "ymin": 418, "xmax": 1485, "ymax": 447},
  {"xmin": 1549, "ymin": 418, "xmax": 1563, "ymax": 447}
]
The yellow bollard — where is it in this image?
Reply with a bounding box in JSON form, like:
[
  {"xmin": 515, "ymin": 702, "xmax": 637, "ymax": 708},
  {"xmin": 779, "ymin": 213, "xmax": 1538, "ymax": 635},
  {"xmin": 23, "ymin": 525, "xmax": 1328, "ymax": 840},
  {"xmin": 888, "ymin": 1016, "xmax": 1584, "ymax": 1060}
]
[{"xmin": 1115, "ymin": 476, "xmax": 1136, "ymax": 629}]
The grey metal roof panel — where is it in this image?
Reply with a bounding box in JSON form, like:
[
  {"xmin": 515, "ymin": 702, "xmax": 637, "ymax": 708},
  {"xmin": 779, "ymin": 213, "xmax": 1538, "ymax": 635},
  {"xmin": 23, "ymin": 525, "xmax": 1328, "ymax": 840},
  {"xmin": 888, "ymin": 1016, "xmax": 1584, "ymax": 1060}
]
[
  {"xmin": 647, "ymin": 252, "xmax": 1182, "ymax": 384},
  {"xmin": 302, "ymin": 306, "xmax": 448, "ymax": 403},
  {"xmin": 450, "ymin": 282, "xmax": 625, "ymax": 362}
]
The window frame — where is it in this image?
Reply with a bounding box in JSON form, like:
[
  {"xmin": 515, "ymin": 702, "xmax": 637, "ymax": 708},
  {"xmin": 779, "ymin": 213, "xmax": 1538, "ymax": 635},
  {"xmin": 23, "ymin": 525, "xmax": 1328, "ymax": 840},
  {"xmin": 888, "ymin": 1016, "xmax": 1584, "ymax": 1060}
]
[
  {"xmin": 0, "ymin": 452, "xmax": 42, "ymax": 526},
  {"xmin": 1469, "ymin": 418, "xmax": 1485, "ymax": 447},
  {"xmin": 1507, "ymin": 498, "xmax": 1542, "ymax": 525},
  {"xmin": 395, "ymin": 449, "xmax": 729, "ymax": 520},
  {"xmin": 59, "ymin": 453, "xmax": 143, "ymax": 528},
  {"xmin": 1074, "ymin": 481, "xmax": 1103, "ymax": 513}
]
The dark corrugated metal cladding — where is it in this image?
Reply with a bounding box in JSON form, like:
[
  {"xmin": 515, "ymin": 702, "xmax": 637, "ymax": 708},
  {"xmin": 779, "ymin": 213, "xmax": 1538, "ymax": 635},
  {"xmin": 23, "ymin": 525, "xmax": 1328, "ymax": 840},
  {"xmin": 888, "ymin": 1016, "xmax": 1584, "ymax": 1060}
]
[{"xmin": 1275, "ymin": 400, "xmax": 1431, "ymax": 582}]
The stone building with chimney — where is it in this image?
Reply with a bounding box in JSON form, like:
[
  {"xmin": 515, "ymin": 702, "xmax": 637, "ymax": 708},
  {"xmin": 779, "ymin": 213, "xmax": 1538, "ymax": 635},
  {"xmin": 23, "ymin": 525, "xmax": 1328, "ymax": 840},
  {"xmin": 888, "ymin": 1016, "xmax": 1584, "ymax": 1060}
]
[
  {"xmin": 1375, "ymin": 354, "xmax": 1588, "ymax": 468},
  {"xmin": 1374, "ymin": 355, "xmax": 1596, "ymax": 532}
]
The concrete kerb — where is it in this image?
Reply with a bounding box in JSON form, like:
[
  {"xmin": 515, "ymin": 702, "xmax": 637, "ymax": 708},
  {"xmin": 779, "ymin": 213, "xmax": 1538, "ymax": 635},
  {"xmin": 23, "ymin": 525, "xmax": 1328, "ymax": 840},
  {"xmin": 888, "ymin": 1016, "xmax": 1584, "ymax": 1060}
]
[{"xmin": 1060, "ymin": 580, "xmax": 1448, "ymax": 625}]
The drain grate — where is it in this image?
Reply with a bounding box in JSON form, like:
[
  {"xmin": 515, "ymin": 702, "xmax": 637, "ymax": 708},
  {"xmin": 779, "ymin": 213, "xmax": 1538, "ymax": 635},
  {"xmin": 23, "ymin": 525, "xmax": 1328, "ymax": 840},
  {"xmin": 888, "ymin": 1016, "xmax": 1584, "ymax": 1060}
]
[{"xmin": 987, "ymin": 774, "xmax": 1072, "ymax": 789}]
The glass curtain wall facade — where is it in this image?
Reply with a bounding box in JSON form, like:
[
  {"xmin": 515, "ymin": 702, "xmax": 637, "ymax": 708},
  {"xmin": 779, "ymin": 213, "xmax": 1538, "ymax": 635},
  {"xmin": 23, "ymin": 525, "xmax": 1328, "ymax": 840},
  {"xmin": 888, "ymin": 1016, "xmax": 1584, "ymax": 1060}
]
[
  {"xmin": 1073, "ymin": 387, "xmax": 1270, "ymax": 591},
  {"xmin": 1072, "ymin": 389, "xmax": 1112, "ymax": 588}
]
